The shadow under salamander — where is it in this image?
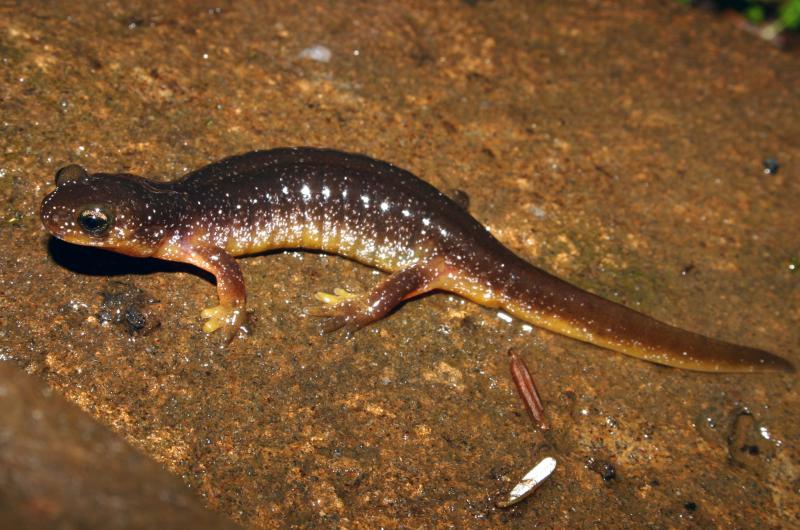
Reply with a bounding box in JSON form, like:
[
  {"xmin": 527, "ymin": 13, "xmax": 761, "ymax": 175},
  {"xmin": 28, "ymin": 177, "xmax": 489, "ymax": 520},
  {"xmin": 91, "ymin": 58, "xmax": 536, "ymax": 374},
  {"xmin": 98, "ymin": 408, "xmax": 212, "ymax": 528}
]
[{"xmin": 46, "ymin": 237, "xmax": 214, "ymax": 284}]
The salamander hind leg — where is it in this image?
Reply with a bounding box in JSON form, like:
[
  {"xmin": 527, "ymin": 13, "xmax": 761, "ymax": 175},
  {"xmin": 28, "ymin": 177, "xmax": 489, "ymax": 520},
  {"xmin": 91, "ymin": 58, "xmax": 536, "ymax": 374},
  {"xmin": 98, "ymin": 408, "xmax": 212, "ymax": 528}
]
[{"xmin": 310, "ymin": 260, "xmax": 446, "ymax": 334}]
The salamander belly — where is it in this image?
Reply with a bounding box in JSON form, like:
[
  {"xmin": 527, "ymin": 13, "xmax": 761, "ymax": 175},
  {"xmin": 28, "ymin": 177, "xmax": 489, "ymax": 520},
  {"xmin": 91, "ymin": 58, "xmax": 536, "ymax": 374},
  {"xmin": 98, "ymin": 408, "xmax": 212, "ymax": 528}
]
[{"xmin": 229, "ymin": 196, "xmax": 423, "ymax": 273}]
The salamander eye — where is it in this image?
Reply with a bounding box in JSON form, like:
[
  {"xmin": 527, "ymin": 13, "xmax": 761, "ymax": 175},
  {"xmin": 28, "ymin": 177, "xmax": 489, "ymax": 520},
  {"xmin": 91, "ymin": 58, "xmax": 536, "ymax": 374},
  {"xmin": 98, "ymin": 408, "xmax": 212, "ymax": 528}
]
[{"xmin": 78, "ymin": 207, "xmax": 113, "ymax": 236}]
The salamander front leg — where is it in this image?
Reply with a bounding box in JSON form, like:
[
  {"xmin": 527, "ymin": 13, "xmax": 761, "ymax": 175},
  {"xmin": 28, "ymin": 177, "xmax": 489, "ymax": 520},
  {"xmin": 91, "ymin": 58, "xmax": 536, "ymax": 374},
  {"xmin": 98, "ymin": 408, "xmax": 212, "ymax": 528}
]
[
  {"xmin": 311, "ymin": 260, "xmax": 445, "ymax": 334},
  {"xmin": 170, "ymin": 243, "xmax": 247, "ymax": 343}
]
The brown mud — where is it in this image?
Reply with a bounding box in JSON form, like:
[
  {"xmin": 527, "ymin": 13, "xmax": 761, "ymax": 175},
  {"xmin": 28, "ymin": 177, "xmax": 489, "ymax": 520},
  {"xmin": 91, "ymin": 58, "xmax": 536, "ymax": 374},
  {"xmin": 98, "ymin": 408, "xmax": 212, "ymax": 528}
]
[{"xmin": 1, "ymin": 1, "xmax": 798, "ymax": 527}]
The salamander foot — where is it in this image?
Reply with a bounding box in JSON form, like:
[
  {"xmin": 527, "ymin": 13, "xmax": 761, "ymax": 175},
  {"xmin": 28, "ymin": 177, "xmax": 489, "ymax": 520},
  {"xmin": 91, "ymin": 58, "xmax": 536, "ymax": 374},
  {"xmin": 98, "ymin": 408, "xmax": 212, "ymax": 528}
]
[
  {"xmin": 200, "ymin": 304, "xmax": 244, "ymax": 343},
  {"xmin": 310, "ymin": 288, "xmax": 371, "ymax": 334},
  {"xmin": 314, "ymin": 288, "xmax": 359, "ymax": 305}
]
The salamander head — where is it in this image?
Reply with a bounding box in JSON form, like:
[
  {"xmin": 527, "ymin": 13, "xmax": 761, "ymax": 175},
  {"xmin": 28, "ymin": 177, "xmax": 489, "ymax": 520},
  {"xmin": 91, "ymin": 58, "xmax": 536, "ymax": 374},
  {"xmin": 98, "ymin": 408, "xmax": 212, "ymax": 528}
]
[{"xmin": 40, "ymin": 164, "xmax": 178, "ymax": 257}]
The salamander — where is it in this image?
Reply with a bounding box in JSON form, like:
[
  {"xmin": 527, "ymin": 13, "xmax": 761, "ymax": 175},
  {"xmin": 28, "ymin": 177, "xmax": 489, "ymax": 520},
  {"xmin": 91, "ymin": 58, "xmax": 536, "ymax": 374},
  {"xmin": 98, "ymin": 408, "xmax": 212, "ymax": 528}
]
[{"xmin": 40, "ymin": 147, "xmax": 794, "ymax": 373}]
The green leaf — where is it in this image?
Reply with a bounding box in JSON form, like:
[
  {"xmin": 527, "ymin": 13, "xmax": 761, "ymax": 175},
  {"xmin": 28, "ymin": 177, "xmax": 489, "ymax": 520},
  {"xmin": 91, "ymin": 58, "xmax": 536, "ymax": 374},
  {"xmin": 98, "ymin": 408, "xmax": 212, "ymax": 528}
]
[
  {"xmin": 745, "ymin": 5, "xmax": 765, "ymax": 24},
  {"xmin": 779, "ymin": 0, "xmax": 800, "ymax": 29}
]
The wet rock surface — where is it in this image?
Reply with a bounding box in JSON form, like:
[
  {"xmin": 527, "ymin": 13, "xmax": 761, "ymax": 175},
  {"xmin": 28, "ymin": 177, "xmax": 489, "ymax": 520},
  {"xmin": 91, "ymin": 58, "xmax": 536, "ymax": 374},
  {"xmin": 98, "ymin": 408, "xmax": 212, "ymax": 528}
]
[
  {"xmin": 1, "ymin": 0, "xmax": 798, "ymax": 528},
  {"xmin": 0, "ymin": 362, "xmax": 242, "ymax": 530}
]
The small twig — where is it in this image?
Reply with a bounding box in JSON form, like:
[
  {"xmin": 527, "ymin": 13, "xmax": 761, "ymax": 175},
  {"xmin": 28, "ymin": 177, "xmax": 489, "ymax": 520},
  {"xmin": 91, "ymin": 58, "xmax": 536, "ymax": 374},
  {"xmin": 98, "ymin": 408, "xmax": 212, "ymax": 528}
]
[{"xmin": 508, "ymin": 349, "xmax": 548, "ymax": 430}]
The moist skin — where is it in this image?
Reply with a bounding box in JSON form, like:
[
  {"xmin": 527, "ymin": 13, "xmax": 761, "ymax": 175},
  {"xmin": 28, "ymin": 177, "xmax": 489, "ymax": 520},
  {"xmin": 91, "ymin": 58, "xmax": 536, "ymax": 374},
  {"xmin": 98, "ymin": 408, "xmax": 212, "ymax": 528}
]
[{"xmin": 40, "ymin": 148, "xmax": 795, "ymax": 373}]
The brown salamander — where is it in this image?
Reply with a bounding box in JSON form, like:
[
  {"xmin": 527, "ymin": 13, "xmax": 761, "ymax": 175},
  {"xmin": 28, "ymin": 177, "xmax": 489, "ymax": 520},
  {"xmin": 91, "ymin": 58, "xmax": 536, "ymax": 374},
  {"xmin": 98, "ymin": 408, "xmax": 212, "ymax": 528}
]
[{"xmin": 40, "ymin": 147, "xmax": 794, "ymax": 373}]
